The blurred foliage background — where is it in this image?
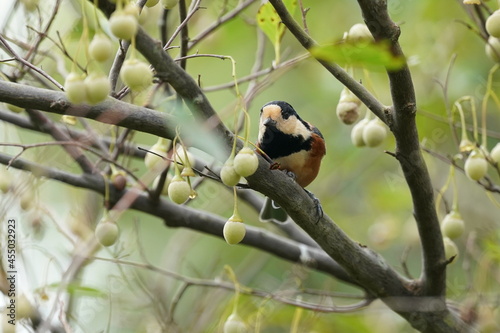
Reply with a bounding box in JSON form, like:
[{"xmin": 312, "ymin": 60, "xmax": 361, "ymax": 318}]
[{"xmin": 1, "ymin": 0, "xmax": 500, "ymax": 332}]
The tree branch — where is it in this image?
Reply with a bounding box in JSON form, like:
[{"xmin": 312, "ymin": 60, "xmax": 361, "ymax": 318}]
[
  {"xmin": 356, "ymin": 0, "xmax": 446, "ymax": 299},
  {"xmin": 0, "ymin": 152, "xmax": 357, "ymax": 287},
  {"xmin": 266, "ymin": 1, "xmax": 468, "ymax": 331},
  {"xmin": 0, "ymin": 80, "xmax": 216, "ymax": 152}
]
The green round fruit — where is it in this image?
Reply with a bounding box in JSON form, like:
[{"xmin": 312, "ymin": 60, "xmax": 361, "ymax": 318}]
[
  {"xmin": 223, "ymin": 313, "xmax": 248, "ymax": 333},
  {"xmin": 223, "ymin": 220, "xmax": 246, "ymax": 245},
  {"xmin": 6, "ymin": 103, "xmax": 23, "ymax": 113},
  {"xmin": 95, "ymin": 220, "xmax": 120, "ymax": 247},
  {"xmin": 84, "ymin": 73, "xmax": 110, "ymax": 105},
  {"xmin": 161, "ymin": 0, "xmax": 180, "ymax": 9},
  {"xmin": 441, "ymin": 211, "xmax": 465, "ymax": 239},
  {"xmin": 233, "ymin": 147, "xmax": 258, "ymax": 177},
  {"xmin": 351, "ymin": 119, "xmax": 368, "ymax": 147},
  {"xmin": 145, "ymin": 0, "xmax": 160, "ymax": 7},
  {"xmin": 490, "ymin": 142, "xmax": 500, "ymax": 164},
  {"xmin": 89, "ymin": 33, "xmax": 113, "ymax": 62},
  {"xmin": 0, "ymin": 169, "xmax": 12, "ymax": 193},
  {"xmin": 120, "ymin": 59, "xmax": 153, "ymax": 92},
  {"xmin": 168, "ymin": 175, "xmax": 191, "ymax": 204},
  {"xmin": 221, "ymin": 159, "xmax": 241, "ymax": 187},
  {"xmin": 111, "ymin": 171, "xmax": 127, "ymax": 191},
  {"xmin": 362, "ymin": 119, "xmax": 387, "ymax": 147},
  {"xmin": 64, "ymin": 72, "xmax": 87, "ymax": 104},
  {"xmin": 485, "ymin": 36, "xmax": 500, "ymax": 63},
  {"xmin": 17, "ymin": 294, "xmax": 35, "ymax": 319},
  {"xmin": 336, "ymin": 101, "xmax": 360, "ymax": 125},
  {"xmin": 486, "ymin": 11, "xmax": 500, "ymax": 38},
  {"xmin": 109, "ymin": 11, "xmax": 138, "ymax": 40},
  {"xmin": 144, "ymin": 139, "xmax": 169, "ymax": 170},
  {"xmin": 443, "ymin": 237, "xmax": 459, "ymax": 261},
  {"xmin": 464, "ymin": 150, "xmax": 488, "ymax": 181},
  {"xmin": 348, "ymin": 23, "xmax": 373, "ymax": 42}
]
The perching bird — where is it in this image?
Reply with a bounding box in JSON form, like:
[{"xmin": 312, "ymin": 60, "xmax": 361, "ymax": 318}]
[{"xmin": 256, "ymin": 101, "xmax": 326, "ymax": 223}]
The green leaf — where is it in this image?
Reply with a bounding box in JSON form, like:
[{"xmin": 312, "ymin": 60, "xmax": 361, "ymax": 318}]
[
  {"xmin": 311, "ymin": 40, "xmax": 406, "ymax": 71},
  {"xmin": 257, "ymin": 2, "xmax": 284, "ymax": 45},
  {"xmin": 256, "ymin": 0, "xmax": 297, "ymax": 45}
]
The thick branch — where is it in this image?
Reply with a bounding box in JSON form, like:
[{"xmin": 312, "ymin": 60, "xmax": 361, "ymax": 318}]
[
  {"xmin": 267, "ymin": 1, "xmax": 467, "ymax": 331},
  {"xmin": 356, "ymin": 0, "xmax": 446, "ymax": 299},
  {"xmin": 0, "ymin": 152, "xmax": 356, "ymax": 287},
  {"xmin": 0, "ymin": 81, "xmax": 213, "ymax": 154}
]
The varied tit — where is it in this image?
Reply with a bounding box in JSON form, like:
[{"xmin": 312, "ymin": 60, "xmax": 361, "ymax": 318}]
[{"xmin": 256, "ymin": 101, "xmax": 326, "ymax": 223}]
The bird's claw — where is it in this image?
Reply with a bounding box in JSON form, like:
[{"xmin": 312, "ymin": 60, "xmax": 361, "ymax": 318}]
[
  {"xmin": 305, "ymin": 189, "xmax": 323, "ymax": 223},
  {"xmin": 279, "ymin": 168, "xmax": 296, "ymax": 181}
]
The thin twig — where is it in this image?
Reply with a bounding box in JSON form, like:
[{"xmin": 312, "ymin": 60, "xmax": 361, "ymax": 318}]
[
  {"xmin": 0, "ymin": 34, "xmax": 64, "ymax": 90},
  {"xmin": 164, "ymin": 0, "xmax": 202, "ymax": 50}
]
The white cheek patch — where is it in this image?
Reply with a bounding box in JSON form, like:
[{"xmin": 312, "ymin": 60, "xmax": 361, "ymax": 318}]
[{"xmin": 277, "ymin": 117, "xmax": 311, "ymax": 140}]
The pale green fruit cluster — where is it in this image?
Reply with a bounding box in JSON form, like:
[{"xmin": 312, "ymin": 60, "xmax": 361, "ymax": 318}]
[
  {"xmin": 64, "ymin": 72, "xmax": 110, "ymax": 105},
  {"xmin": 351, "ymin": 119, "xmax": 387, "ymax": 147},
  {"xmin": 220, "ymin": 147, "xmax": 259, "ymax": 187},
  {"xmin": 485, "ymin": 11, "xmax": 500, "ymax": 62},
  {"xmin": 120, "ymin": 59, "xmax": 153, "ymax": 92}
]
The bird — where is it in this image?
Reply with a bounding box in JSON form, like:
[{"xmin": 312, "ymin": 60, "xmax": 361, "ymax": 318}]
[{"xmin": 256, "ymin": 101, "xmax": 326, "ymax": 223}]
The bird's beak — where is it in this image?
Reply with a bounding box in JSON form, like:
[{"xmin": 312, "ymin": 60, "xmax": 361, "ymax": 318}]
[{"xmin": 263, "ymin": 117, "xmax": 277, "ymax": 127}]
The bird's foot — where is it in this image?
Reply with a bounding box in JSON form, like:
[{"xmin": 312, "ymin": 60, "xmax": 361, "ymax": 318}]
[
  {"xmin": 304, "ymin": 189, "xmax": 323, "ymax": 223},
  {"xmin": 278, "ymin": 168, "xmax": 297, "ymax": 181}
]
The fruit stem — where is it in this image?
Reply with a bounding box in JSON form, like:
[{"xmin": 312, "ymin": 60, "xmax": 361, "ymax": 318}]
[
  {"xmin": 481, "ymin": 64, "xmax": 500, "ymax": 148},
  {"xmin": 229, "ymin": 56, "xmax": 251, "ymax": 148},
  {"xmin": 452, "ymin": 99, "xmax": 470, "ymax": 146},
  {"xmin": 290, "ymin": 303, "xmax": 304, "ymax": 333},
  {"xmin": 92, "ymin": 0, "xmax": 102, "ymax": 31},
  {"xmin": 435, "ymin": 164, "xmax": 454, "ymax": 217},
  {"xmin": 450, "ymin": 164, "xmax": 459, "ymax": 212},
  {"xmin": 232, "ymin": 187, "xmax": 241, "ymax": 222},
  {"xmin": 224, "ymin": 265, "xmax": 241, "ymax": 315}
]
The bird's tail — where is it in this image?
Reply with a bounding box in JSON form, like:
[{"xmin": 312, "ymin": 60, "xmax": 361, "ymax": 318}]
[{"xmin": 259, "ymin": 197, "xmax": 289, "ymax": 223}]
